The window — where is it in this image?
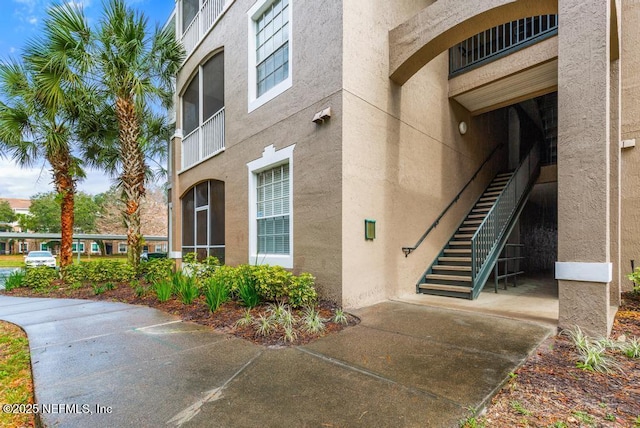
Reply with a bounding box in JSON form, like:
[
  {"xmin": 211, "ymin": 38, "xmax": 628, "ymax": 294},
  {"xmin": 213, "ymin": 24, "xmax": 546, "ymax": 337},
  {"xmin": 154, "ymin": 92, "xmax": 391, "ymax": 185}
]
[
  {"xmin": 91, "ymin": 242, "xmax": 100, "ymax": 254},
  {"xmin": 118, "ymin": 243, "xmax": 127, "ymax": 253},
  {"xmin": 40, "ymin": 243, "xmax": 48, "ymax": 251},
  {"xmin": 247, "ymin": 0, "xmax": 292, "ymax": 111},
  {"xmin": 72, "ymin": 242, "xmax": 85, "ymax": 253},
  {"xmin": 19, "ymin": 242, "xmax": 28, "ymax": 253},
  {"xmin": 247, "ymin": 144, "xmax": 295, "ymax": 267},
  {"xmin": 155, "ymin": 244, "xmax": 168, "ymax": 253},
  {"xmin": 181, "ymin": 180, "xmax": 225, "ymax": 262}
]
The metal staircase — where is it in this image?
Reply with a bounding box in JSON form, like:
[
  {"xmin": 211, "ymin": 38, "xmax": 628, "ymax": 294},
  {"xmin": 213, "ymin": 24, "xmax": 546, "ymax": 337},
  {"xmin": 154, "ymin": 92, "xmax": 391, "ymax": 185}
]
[{"xmin": 417, "ymin": 143, "xmax": 541, "ymax": 299}]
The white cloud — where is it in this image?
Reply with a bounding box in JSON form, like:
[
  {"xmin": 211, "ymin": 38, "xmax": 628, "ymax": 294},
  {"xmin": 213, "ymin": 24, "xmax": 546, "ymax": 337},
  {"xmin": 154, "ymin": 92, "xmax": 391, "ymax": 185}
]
[
  {"xmin": 0, "ymin": 159, "xmax": 113, "ymax": 198},
  {"xmin": 28, "ymin": 17, "xmax": 38, "ymax": 25}
]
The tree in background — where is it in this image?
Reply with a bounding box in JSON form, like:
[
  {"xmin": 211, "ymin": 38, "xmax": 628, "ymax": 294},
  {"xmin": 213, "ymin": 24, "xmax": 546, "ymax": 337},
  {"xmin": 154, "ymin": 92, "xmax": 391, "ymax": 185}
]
[
  {"xmin": 25, "ymin": 192, "xmax": 100, "ymax": 234},
  {"xmin": 0, "ymin": 201, "xmax": 16, "ymax": 231},
  {"xmin": 0, "ymin": 4, "xmax": 91, "ymax": 267},
  {"xmin": 82, "ymin": 0, "xmax": 183, "ymax": 270}
]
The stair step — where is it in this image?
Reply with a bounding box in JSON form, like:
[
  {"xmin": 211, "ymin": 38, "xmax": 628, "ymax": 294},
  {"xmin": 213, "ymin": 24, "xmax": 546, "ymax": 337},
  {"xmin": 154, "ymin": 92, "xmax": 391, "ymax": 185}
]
[
  {"xmin": 467, "ymin": 214, "xmax": 486, "ymax": 219},
  {"xmin": 476, "ymin": 201, "xmax": 495, "ymax": 207},
  {"xmin": 483, "ymin": 190, "xmax": 502, "ymax": 197},
  {"xmin": 454, "ymin": 234, "xmax": 473, "ymax": 239},
  {"xmin": 472, "ymin": 207, "xmax": 490, "ymax": 212},
  {"xmin": 496, "ymin": 172, "xmax": 513, "ymax": 177},
  {"xmin": 444, "ymin": 248, "xmax": 471, "ymax": 254},
  {"xmin": 487, "ymin": 186, "xmax": 506, "ymax": 192},
  {"xmin": 432, "ymin": 265, "xmax": 471, "ymax": 272},
  {"xmin": 463, "ymin": 220, "xmax": 482, "ymax": 225},
  {"xmin": 478, "ymin": 197, "xmax": 497, "ymax": 203},
  {"xmin": 425, "ymin": 274, "xmax": 472, "ymax": 282},
  {"xmin": 458, "ymin": 227, "xmax": 478, "ymax": 232},
  {"xmin": 449, "ymin": 240, "xmax": 471, "ymax": 246},
  {"xmin": 418, "ymin": 283, "xmax": 472, "ymax": 294},
  {"xmin": 438, "ymin": 256, "xmax": 471, "ymax": 263}
]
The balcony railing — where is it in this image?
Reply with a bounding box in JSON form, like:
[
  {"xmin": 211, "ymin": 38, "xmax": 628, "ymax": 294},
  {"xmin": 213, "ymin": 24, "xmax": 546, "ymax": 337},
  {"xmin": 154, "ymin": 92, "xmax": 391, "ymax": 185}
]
[
  {"xmin": 178, "ymin": 0, "xmax": 227, "ymax": 58},
  {"xmin": 181, "ymin": 107, "xmax": 225, "ymax": 170},
  {"xmin": 449, "ymin": 15, "xmax": 558, "ymax": 77}
]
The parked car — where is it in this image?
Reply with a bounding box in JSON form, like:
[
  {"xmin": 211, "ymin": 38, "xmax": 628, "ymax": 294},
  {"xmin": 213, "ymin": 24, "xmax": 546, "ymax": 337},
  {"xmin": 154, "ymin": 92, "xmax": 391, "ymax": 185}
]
[{"xmin": 24, "ymin": 251, "xmax": 57, "ymax": 268}]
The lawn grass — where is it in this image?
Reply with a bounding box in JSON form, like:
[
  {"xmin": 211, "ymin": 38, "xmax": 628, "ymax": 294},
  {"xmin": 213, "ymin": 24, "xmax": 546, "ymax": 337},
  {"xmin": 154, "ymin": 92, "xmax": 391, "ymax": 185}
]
[
  {"xmin": 0, "ymin": 322, "xmax": 35, "ymax": 428},
  {"xmin": 0, "ymin": 254, "xmax": 128, "ymax": 268}
]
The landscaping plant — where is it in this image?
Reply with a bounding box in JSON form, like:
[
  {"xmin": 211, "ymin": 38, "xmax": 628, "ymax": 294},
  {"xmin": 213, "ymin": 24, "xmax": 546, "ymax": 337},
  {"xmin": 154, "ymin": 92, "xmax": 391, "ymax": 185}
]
[
  {"xmin": 22, "ymin": 266, "xmax": 57, "ymax": 290},
  {"xmin": 172, "ymin": 272, "xmax": 199, "ymax": 305},
  {"xmin": 155, "ymin": 279, "xmax": 173, "ymax": 302},
  {"xmin": 3, "ymin": 269, "xmax": 25, "ymax": 291},
  {"xmin": 203, "ymin": 275, "xmax": 230, "ymax": 312}
]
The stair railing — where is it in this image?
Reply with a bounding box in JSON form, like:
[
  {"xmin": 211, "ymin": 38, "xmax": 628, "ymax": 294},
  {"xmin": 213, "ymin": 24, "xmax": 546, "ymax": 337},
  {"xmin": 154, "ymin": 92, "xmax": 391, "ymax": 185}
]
[
  {"xmin": 470, "ymin": 142, "xmax": 541, "ymax": 295},
  {"xmin": 402, "ymin": 143, "xmax": 504, "ymax": 257}
]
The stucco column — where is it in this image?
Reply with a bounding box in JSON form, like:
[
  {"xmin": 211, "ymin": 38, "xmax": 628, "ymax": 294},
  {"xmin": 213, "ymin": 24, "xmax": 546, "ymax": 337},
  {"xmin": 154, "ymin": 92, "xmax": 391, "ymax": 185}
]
[
  {"xmin": 556, "ymin": 0, "xmax": 613, "ymax": 337},
  {"xmin": 610, "ymin": 59, "xmax": 622, "ymax": 308}
]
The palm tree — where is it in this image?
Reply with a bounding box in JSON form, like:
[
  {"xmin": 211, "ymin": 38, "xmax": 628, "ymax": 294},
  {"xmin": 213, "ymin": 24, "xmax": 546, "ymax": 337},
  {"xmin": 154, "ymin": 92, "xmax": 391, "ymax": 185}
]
[
  {"xmin": 0, "ymin": 4, "xmax": 91, "ymax": 268},
  {"xmin": 90, "ymin": 0, "xmax": 184, "ymax": 269}
]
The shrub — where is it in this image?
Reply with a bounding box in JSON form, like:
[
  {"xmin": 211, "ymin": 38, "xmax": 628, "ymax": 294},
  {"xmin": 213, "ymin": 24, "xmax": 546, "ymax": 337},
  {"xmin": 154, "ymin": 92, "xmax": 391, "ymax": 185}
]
[
  {"xmin": 301, "ymin": 306, "xmax": 326, "ymax": 333},
  {"xmin": 203, "ymin": 276, "xmax": 230, "ymax": 312},
  {"xmin": 23, "ymin": 266, "xmax": 57, "ymax": 290},
  {"xmin": 85, "ymin": 260, "xmax": 135, "ymax": 283},
  {"xmin": 61, "ymin": 264, "xmax": 88, "ymax": 285},
  {"xmin": 155, "ymin": 279, "xmax": 173, "ymax": 302},
  {"xmin": 626, "ymin": 267, "xmax": 640, "ymax": 294},
  {"xmin": 140, "ymin": 258, "xmax": 175, "ymax": 284},
  {"xmin": 182, "ymin": 252, "xmax": 220, "ymax": 283},
  {"xmin": 245, "ymin": 265, "xmax": 317, "ymax": 308},
  {"xmin": 4, "ymin": 269, "xmax": 25, "ymax": 291},
  {"xmin": 253, "ymin": 265, "xmax": 292, "ymax": 302},
  {"xmin": 288, "ymin": 273, "xmax": 317, "ymax": 307},
  {"xmin": 173, "ymin": 272, "xmax": 199, "ymax": 305}
]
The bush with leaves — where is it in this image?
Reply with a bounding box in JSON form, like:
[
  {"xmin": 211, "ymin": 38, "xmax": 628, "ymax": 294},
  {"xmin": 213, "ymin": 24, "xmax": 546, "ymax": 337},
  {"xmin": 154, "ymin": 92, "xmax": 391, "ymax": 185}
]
[
  {"xmin": 61, "ymin": 264, "xmax": 88, "ymax": 285},
  {"xmin": 23, "ymin": 266, "xmax": 58, "ymax": 290},
  {"xmin": 252, "ymin": 265, "xmax": 292, "ymax": 302},
  {"xmin": 182, "ymin": 252, "xmax": 220, "ymax": 283},
  {"xmin": 140, "ymin": 258, "xmax": 175, "ymax": 284},
  {"xmin": 85, "ymin": 260, "xmax": 135, "ymax": 283},
  {"xmin": 288, "ymin": 273, "xmax": 317, "ymax": 307},
  {"xmin": 627, "ymin": 267, "xmax": 640, "ymax": 294}
]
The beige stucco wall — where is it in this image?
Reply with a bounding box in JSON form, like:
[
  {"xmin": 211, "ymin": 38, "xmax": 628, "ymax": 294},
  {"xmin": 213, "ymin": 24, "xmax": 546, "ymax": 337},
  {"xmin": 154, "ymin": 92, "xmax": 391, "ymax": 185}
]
[
  {"xmin": 171, "ymin": 0, "xmax": 345, "ymax": 301},
  {"xmin": 621, "ymin": 0, "xmax": 640, "ymax": 291},
  {"xmin": 341, "ymin": 0, "xmax": 508, "ymax": 308}
]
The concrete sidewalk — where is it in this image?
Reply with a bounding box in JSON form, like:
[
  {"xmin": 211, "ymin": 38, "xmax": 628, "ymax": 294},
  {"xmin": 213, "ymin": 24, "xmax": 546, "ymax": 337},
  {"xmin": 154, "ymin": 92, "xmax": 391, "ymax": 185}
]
[{"xmin": 0, "ymin": 296, "xmax": 554, "ymax": 427}]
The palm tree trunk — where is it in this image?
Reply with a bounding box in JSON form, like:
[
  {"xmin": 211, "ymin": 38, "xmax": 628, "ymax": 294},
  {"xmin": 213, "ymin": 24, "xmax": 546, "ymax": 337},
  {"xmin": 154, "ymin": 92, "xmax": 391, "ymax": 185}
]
[
  {"xmin": 115, "ymin": 96, "xmax": 146, "ymax": 270},
  {"xmin": 51, "ymin": 153, "xmax": 75, "ymax": 268}
]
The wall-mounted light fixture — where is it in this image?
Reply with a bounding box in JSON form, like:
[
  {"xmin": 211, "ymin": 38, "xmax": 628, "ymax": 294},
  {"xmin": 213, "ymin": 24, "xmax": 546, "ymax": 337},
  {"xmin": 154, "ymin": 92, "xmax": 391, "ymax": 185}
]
[
  {"xmin": 621, "ymin": 139, "xmax": 636, "ymax": 149},
  {"xmin": 364, "ymin": 219, "xmax": 376, "ymax": 240},
  {"xmin": 312, "ymin": 107, "xmax": 332, "ymax": 124},
  {"xmin": 458, "ymin": 121, "xmax": 468, "ymax": 135}
]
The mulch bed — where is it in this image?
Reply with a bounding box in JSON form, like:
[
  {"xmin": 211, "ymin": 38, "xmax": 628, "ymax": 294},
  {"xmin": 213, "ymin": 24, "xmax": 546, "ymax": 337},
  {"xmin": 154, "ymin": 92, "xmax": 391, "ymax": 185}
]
[
  {"xmin": 2, "ymin": 282, "xmax": 360, "ymax": 347},
  {"xmin": 478, "ymin": 292, "xmax": 640, "ymax": 427}
]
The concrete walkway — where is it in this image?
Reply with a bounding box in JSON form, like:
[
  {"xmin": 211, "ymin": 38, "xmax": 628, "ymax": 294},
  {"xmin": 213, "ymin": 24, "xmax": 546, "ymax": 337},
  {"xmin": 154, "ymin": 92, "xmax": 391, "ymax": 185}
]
[{"xmin": 0, "ymin": 296, "xmax": 554, "ymax": 427}]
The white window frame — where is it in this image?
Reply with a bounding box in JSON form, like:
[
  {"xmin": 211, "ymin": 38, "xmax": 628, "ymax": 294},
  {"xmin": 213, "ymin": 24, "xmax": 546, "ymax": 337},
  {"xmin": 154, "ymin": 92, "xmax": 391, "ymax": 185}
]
[
  {"xmin": 40, "ymin": 243, "xmax": 48, "ymax": 251},
  {"xmin": 19, "ymin": 242, "xmax": 28, "ymax": 253},
  {"xmin": 118, "ymin": 243, "xmax": 127, "ymax": 253},
  {"xmin": 91, "ymin": 242, "xmax": 100, "ymax": 254},
  {"xmin": 72, "ymin": 242, "xmax": 85, "ymax": 254},
  {"xmin": 247, "ymin": 144, "xmax": 295, "ymax": 267},
  {"xmin": 247, "ymin": 0, "xmax": 293, "ymax": 112}
]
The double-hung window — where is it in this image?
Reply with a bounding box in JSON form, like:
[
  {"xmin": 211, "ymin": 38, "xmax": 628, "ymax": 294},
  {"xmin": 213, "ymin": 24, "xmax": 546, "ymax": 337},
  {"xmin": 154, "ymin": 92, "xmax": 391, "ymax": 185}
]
[
  {"xmin": 247, "ymin": 144, "xmax": 295, "ymax": 267},
  {"xmin": 248, "ymin": 0, "xmax": 292, "ymax": 111}
]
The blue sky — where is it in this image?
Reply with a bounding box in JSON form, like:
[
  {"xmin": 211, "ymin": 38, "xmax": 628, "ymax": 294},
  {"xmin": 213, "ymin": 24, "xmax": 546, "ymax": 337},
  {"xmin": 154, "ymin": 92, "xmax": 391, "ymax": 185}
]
[{"xmin": 0, "ymin": 0, "xmax": 176, "ymax": 199}]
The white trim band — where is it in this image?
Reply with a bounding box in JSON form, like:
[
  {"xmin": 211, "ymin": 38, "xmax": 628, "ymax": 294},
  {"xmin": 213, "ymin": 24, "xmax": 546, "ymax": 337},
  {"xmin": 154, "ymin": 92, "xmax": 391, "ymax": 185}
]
[{"xmin": 555, "ymin": 262, "xmax": 612, "ymax": 283}]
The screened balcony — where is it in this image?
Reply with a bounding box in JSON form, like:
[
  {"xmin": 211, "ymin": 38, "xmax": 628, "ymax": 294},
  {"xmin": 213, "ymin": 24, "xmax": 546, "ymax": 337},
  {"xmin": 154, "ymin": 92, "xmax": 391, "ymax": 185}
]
[
  {"xmin": 449, "ymin": 15, "xmax": 558, "ymax": 77},
  {"xmin": 176, "ymin": 0, "xmax": 228, "ymax": 58}
]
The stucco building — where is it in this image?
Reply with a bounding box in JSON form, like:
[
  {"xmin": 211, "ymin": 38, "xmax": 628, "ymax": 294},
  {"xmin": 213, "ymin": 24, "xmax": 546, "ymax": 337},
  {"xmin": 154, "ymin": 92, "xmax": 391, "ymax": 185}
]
[{"xmin": 168, "ymin": 0, "xmax": 638, "ymax": 336}]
